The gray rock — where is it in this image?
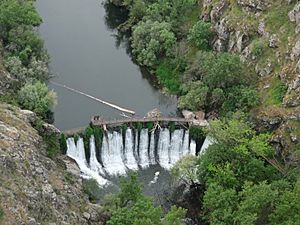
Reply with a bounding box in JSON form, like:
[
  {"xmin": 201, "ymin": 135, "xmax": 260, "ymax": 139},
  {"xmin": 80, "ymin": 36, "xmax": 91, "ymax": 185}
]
[
  {"xmin": 269, "ymin": 34, "xmax": 279, "ymax": 48},
  {"xmin": 240, "ymin": 46, "xmax": 251, "ymax": 62},
  {"xmin": 214, "ymin": 18, "xmax": 229, "ymax": 41},
  {"xmin": 213, "ymin": 39, "xmax": 226, "ymax": 52},
  {"xmin": 288, "ymin": 3, "xmax": 300, "ymax": 30},
  {"xmin": 210, "ymin": 0, "xmax": 228, "ymax": 23},
  {"xmin": 258, "ymin": 21, "xmax": 269, "ymax": 37},
  {"xmin": 41, "ymin": 123, "xmax": 61, "ymax": 135},
  {"xmin": 83, "ymin": 212, "xmax": 91, "ymax": 220},
  {"xmin": 228, "ymin": 31, "xmax": 248, "ymax": 53},
  {"xmin": 255, "ymin": 59, "xmax": 273, "ymax": 76},
  {"xmin": 20, "ymin": 110, "xmax": 37, "ymax": 124},
  {"xmin": 291, "ymin": 40, "xmax": 300, "ymax": 61},
  {"xmin": 238, "ymin": 0, "xmax": 269, "ymax": 11},
  {"xmin": 182, "ymin": 110, "xmax": 195, "ymax": 120}
]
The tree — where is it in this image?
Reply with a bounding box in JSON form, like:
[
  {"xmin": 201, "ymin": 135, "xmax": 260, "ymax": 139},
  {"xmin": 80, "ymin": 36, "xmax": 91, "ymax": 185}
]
[
  {"xmin": 106, "ymin": 173, "xmax": 186, "ymax": 225},
  {"xmin": 18, "ymin": 80, "xmax": 57, "ymax": 118},
  {"xmin": 171, "ymin": 155, "xmax": 198, "ymax": 185},
  {"xmin": 131, "ymin": 20, "xmax": 176, "ymax": 67},
  {"xmin": 188, "ymin": 21, "xmax": 213, "ymax": 50},
  {"xmin": 178, "ymin": 81, "xmax": 209, "ymax": 111},
  {"xmin": 0, "ymin": 0, "xmax": 41, "ymax": 39}
]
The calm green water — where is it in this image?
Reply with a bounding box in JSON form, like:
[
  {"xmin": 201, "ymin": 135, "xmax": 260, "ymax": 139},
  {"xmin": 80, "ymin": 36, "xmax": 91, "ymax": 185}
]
[{"xmin": 36, "ymin": 0, "xmax": 177, "ymax": 131}]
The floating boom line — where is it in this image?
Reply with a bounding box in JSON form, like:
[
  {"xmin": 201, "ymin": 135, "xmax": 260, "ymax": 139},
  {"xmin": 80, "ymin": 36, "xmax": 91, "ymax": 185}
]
[{"xmin": 50, "ymin": 81, "xmax": 135, "ymax": 115}]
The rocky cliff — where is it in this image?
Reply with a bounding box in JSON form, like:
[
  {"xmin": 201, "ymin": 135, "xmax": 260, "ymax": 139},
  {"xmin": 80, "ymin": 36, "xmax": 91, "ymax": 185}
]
[
  {"xmin": 0, "ymin": 103, "xmax": 108, "ymax": 225},
  {"xmin": 202, "ymin": 0, "xmax": 300, "ymax": 163}
]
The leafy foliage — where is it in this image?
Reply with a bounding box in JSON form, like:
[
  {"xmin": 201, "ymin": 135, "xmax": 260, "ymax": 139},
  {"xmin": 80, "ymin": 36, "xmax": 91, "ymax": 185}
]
[
  {"xmin": 0, "ymin": 0, "xmax": 41, "ymax": 39},
  {"xmin": 171, "ymin": 155, "xmax": 198, "ymax": 185},
  {"xmin": 188, "ymin": 21, "xmax": 213, "ymax": 50},
  {"xmin": 106, "ymin": 173, "xmax": 186, "ymax": 225},
  {"xmin": 59, "ymin": 133, "xmax": 68, "ymax": 155},
  {"xmin": 180, "ymin": 51, "xmax": 257, "ymax": 113},
  {"xmin": 156, "ymin": 61, "xmax": 181, "ymax": 94},
  {"xmin": 18, "ymin": 80, "xmax": 57, "ymax": 119},
  {"xmin": 131, "ymin": 20, "xmax": 176, "ymax": 67}
]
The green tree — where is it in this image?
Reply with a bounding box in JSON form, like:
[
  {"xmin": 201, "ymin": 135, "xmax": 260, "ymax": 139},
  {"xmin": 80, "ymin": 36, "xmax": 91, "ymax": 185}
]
[
  {"xmin": 269, "ymin": 179, "xmax": 300, "ymax": 225},
  {"xmin": 178, "ymin": 81, "xmax": 209, "ymax": 111},
  {"xmin": 131, "ymin": 20, "xmax": 176, "ymax": 67},
  {"xmin": 171, "ymin": 155, "xmax": 198, "ymax": 185},
  {"xmin": 0, "ymin": 0, "xmax": 42, "ymax": 39},
  {"xmin": 18, "ymin": 80, "xmax": 57, "ymax": 118},
  {"xmin": 106, "ymin": 173, "xmax": 186, "ymax": 225},
  {"xmin": 188, "ymin": 21, "xmax": 213, "ymax": 50}
]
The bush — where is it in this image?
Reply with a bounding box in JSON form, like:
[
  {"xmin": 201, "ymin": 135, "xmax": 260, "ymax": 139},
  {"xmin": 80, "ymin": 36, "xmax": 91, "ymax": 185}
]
[
  {"xmin": 156, "ymin": 61, "xmax": 181, "ymax": 94},
  {"xmin": 7, "ymin": 27, "xmax": 44, "ymax": 63},
  {"xmin": 18, "ymin": 80, "xmax": 57, "ymax": 118},
  {"xmin": 44, "ymin": 134, "xmax": 60, "ymax": 159},
  {"xmin": 251, "ymin": 39, "xmax": 266, "ymax": 57},
  {"xmin": 188, "ymin": 21, "xmax": 213, "ymax": 50},
  {"xmin": 59, "ymin": 133, "xmax": 68, "ymax": 155}
]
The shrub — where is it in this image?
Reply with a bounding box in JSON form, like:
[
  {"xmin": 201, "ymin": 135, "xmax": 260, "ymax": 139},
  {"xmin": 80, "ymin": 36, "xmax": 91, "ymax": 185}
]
[
  {"xmin": 188, "ymin": 21, "xmax": 213, "ymax": 50},
  {"xmin": 44, "ymin": 134, "xmax": 60, "ymax": 159},
  {"xmin": 18, "ymin": 80, "xmax": 57, "ymax": 118},
  {"xmin": 251, "ymin": 39, "xmax": 266, "ymax": 57},
  {"xmin": 59, "ymin": 133, "xmax": 68, "ymax": 155},
  {"xmin": 156, "ymin": 61, "xmax": 181, "ymax": 94}
]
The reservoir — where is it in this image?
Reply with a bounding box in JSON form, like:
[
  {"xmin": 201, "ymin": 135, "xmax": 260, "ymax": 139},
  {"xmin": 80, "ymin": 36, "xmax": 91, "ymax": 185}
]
[{"xmin": 36, "ymin": 0, "xmax": 177, "ymax": 131}]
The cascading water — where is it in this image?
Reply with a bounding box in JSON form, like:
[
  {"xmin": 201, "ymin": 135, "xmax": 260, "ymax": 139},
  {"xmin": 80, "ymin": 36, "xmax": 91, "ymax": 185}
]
[
  {"xmin": 66, "ymin": 128, "xmax": 202, "ymax": 185},
  {"xmin": 66, "ymin": 137, "xmax": 108, "ymax": 185}
]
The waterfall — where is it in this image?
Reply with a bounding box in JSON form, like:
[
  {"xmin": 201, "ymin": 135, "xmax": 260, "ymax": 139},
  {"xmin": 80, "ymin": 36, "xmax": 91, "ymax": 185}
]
[
  {"xmin": 66, "ymin": 128, "xmax": 199, "ymax": 186},
  {"xmin": 66, "ymin": 137, "xmax": 108, "ymax": 185},
  {"xmin": 139, "ymin": 129, "xmax": 150, "ymax": 168},
  {"xmin": 124, "ymin": 128, "xmax": 138, "ymax": 170},
  {"xmin": 101, "ymin": 131, "xmax": 126, "ymax": 175}
]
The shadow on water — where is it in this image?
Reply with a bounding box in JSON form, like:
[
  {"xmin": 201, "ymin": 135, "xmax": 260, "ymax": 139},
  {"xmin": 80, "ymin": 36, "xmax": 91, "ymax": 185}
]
[{"xmin": 103, "ymin": 1, "xmax": 163, "ymax": 90}]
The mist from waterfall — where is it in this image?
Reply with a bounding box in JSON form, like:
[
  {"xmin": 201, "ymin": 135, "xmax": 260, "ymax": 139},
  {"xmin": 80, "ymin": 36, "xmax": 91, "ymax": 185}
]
[{"xmin": 66, "ymin": 128, "xmax": 201, "ymax": 185}]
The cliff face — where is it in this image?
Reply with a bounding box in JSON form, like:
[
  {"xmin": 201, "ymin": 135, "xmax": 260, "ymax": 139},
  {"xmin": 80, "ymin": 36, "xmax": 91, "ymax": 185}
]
[
  {"xmin": 0, "ymin": 103, "xmax": 107, "ymax": 225},
  {"xmin": 202, "ymin": 0, "xmax": 300, "ymax": 163}
]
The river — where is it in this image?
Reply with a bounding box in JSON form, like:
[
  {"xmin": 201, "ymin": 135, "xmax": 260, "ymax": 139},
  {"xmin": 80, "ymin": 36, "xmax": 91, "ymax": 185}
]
[{"xmin": 36, "ymin": 0, "xmax": 177, "ymax": 131}]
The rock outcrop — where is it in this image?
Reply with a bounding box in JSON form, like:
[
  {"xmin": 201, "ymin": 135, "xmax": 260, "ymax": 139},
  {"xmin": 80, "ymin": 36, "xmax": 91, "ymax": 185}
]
[{"xmin": 0, "ymin": 104, "xmax": 107, "ymax": 225}]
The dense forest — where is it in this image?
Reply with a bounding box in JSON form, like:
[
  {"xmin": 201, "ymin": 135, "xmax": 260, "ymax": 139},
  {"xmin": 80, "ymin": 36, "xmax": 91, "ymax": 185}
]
[
  {"xmin": 103, "ymin": 0, "xmax": 300, "ymax": 224},
  {"xmin": 0, "ymin": 0, "xmax": 299, "ymax": 224}
]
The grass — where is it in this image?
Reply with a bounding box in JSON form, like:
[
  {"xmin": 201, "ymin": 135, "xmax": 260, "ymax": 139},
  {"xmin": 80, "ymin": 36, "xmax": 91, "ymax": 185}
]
[
  {"xmin": 156, "ymin": 61, "xmax": 181, "ymax": 95},
  {"xmin": 262, "ymin": 78, "xmax": 287, "ymax": 106}
]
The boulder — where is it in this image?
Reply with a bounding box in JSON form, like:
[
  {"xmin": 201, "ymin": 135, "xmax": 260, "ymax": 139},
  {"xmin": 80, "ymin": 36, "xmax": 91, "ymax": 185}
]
[
  {"xmin": 182, "ymin": 110, "xmax": 195, "ymax": 120},
  {"xmin": 41, "ymin": 123, "xmax": 61, "ymax": 135},
  {"xmin": 195, "ymin": 111, "xmax": 205, "ymax": 120},
  {"xmin": 20, "ymin": 110, "xmax": 37, "ymax": 124}
]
